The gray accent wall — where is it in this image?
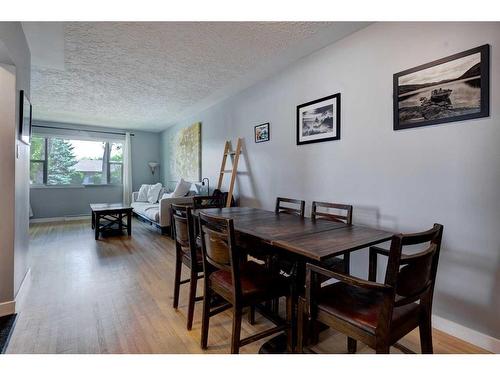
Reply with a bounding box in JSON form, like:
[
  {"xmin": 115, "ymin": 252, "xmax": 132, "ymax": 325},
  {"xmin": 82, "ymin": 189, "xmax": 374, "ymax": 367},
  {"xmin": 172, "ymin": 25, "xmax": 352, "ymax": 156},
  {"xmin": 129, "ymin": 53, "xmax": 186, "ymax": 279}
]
[
  {"xmin": 30, "ymin": 122, "xmax": 161, "ymax": 218},
  {"xmin": 160, "ymin": 22, "xmax": 500, "ymax": 339},
  {"xmin": 129, "ymin": 129, "xmax": 162, "ymax": 191}
]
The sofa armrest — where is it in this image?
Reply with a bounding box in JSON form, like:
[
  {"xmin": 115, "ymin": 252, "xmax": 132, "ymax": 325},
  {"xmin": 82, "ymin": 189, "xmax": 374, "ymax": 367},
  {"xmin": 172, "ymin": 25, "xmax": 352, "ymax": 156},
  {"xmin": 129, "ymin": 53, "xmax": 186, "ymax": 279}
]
[
  {"xmin": 158, "ymin": 196, "xmax": 194, "ymax": 227},
  {"xmin": 131, "ymin": 192, "xmax": 139, "ymax": 203}
]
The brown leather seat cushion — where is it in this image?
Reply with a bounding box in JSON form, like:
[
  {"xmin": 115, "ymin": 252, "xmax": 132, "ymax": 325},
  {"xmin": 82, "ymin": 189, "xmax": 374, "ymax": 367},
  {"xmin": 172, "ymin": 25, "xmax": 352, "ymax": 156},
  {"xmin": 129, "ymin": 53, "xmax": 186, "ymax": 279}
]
[
  {"xmin": 317, "ymin": 282, "xmax": 420, "ymax": 334},
  {"xmin": 209, "ymin": 261, "xmax": 289, "ymax": 302}
]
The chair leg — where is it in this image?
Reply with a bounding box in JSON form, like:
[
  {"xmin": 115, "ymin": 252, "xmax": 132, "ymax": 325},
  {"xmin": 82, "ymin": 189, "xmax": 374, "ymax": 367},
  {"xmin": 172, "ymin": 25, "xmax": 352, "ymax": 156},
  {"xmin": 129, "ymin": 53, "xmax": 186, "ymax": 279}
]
[
  {"xmin": 292, "ymin": 296, "xmax": 298, "ymax": 353},
  {"xmin": 173, "ymin": 252, "xmax": 182, "ymax": 309},
  {"xmin": 230, "ymin": 307, "xmax": 243, "ymax": 354},
  {"xmin": 200, "ymin": 287, "xmax": 211, "ymax": 349},
  {"xmin": 186, "ymin": 269, "xmax": 198, "ymax": 331},
  {"xmin": 311, "ymin": 322, "xmax": 320, "ymax": 345},
  {"xmin": 375, "ymin": 342, "xmax": 390, "ymax": 354},
  {"xmin": 347, "ymin": 337, "xmax": 357, "ymax": 354},
  {"xmin": 248, "ymin": 305, "xmax": 256, "ymax": 325},
  {"xmin": 419, "ymin": 313, "xmax": 434, "ymax": 354},
  {"xmin": 271, "ymin": 298, "xmax": 279, "ymax": 315},
  {"xmin": 343, "ymin": 253, "xmax": 350, "ymax": 274}
]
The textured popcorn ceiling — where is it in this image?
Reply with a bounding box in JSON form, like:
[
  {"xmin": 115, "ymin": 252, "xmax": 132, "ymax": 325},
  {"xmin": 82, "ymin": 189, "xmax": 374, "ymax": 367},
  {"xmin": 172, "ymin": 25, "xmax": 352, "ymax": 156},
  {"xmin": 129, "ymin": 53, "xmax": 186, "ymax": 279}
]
[{"xmin": 29, "ymin": 22, "xmax": 368, "ymax": 131}]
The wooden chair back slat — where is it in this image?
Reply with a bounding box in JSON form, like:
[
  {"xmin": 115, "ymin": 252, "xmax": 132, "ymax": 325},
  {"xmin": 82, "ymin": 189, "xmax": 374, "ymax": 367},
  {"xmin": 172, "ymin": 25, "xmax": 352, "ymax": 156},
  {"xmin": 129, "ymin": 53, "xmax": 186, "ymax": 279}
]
[
  {"xmin": 311, "ymin": 201, "xmax": 353, "ymax": 224},
  {"xmin": 173, "ymin": 215, "xmax": 190, "ymax": 249},
  {"xmin": 172, "ymin": 204, "xmax": 195, "ymax": 254},
  {"xmin": 395, "ymin": 244, "xmax": 436, "ymax": 299},
  {"xmin": 202, "ymin": 226, "xmax": 232, "ymax": 270},
  {"xmin": 275, "ymin": 197, "xmax": 305, "ymax": 218},
  {"xmin": 384, "ymin": 224, "xmax": 444, "ymax": 305},
  {"xmin": 199, "ymin": 212, "xmax": 238, "ymax": 274},
  {"xmin": 400, "ymin": 226, "xmax": 443, "ymax": 246}
]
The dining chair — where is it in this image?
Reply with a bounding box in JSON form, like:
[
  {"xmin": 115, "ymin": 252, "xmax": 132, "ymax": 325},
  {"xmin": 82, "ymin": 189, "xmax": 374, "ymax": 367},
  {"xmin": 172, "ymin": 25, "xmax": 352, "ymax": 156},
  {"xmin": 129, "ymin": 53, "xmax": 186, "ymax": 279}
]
[
  {"xmin": 311, "ymin": 201, "xmax": 353, "ymax": 274},
  {"xmin": 199, "ymin": 211, "xmax": 293, "ymax": 354},
  {"xmin": 192, "ymin": 195, "xmax": 225, "ymax": 209},
  {"xmin": 275, "ymin": 197, "xmax": 305, "ymax": 217},
  {"xmin": 171, "ymin": 203, "xmax": 204, "ymax": 330},
  {"xmin": 297, "ymin": 223, "xmax": 444, "ymax": 354},
  {"xmin": 266, "ymin": 197, "xmax": 305, "ymax": 315}
]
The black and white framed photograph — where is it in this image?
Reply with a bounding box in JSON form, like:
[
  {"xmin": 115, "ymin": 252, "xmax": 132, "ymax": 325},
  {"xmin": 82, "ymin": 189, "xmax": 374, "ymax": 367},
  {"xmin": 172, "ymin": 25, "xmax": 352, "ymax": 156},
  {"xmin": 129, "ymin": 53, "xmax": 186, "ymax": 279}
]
[
  {"xmin": 254, "ymin": 122, "xmax": 270, "ymax": 143},
  {"xmin": 394, "ymin": 44, "xmax": 490, "ymax": 130},
  {"xmin": 19, "ymin": 90, "xmax": 32, "ymax": 145},
  {"xmin": 296, "ymin": 93, "xmax": 340, "ymax": 145}
]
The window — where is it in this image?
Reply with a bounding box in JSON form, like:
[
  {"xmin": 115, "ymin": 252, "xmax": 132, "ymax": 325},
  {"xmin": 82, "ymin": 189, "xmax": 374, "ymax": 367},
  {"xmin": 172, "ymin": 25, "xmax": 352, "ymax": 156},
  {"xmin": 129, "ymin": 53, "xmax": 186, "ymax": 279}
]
[
  {"xmin": 30, "ymin": 136, "xmax": 124, "ymax": 186},
  {"xmin": 30, "ymin": 137, "xmax": 47, "ymax": 185},
  {"xmin": 109, "ymin": 142, "xmax": 123, "ymax": 184}
]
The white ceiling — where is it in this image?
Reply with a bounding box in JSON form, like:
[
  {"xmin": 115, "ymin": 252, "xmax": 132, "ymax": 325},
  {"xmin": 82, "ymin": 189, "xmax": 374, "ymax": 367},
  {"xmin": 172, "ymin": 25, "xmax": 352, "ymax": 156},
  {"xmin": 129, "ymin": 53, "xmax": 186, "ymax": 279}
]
[{"xmin": 23, "ymin": 22, "xmax": 369, "ymax": 132}]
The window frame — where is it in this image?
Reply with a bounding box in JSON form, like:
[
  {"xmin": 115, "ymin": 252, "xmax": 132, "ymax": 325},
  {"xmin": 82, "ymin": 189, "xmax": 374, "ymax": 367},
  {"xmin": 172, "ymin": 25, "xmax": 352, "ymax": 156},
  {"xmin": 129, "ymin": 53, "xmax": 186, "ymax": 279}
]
[
  {"xmin": 30, "ymin": 137, "xmax": 48, "ymax": 186},
  {"xmin": 30, "ymin": 135, "xmax": 124, "ymax": 187}
]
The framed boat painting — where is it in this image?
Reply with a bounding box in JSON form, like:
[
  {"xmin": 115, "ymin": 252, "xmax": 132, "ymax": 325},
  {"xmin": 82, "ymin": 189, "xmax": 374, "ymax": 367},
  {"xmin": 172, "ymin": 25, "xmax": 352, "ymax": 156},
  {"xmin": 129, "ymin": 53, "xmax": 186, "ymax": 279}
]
[
  {"xmin": 297, "ymin": 93, "xmax": 340, "ymax": 145},
  {"xmin": 394, "ymin": 44, "xmax": 490, "ymax": 130}
]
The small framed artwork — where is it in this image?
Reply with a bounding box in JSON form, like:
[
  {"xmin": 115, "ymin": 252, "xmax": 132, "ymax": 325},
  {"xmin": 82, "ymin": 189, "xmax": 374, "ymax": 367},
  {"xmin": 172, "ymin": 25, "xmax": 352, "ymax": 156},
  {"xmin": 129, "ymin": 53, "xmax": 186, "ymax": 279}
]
[
  {"xmin": 19, "ymin": 90, "xmax": 32, "ymax": 145},
  {"xmin": 255, "ymin": 122, "xmax": 270, "ymax": 143},
  {"xmin": 394, "ymin": 44, "xmax": 490, "ymax": 130},
  {"xmin": 297, "ymin": 93, "xmax": 340, "ymax": 145}
]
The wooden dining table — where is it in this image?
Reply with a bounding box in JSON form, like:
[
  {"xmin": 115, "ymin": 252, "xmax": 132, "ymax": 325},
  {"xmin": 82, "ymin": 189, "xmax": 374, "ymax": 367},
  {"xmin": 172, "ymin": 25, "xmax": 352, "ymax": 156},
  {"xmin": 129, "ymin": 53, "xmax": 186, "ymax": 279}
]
[{"xmin": 193, "ymin": 206, "xmax": 394, "ymax": 353}]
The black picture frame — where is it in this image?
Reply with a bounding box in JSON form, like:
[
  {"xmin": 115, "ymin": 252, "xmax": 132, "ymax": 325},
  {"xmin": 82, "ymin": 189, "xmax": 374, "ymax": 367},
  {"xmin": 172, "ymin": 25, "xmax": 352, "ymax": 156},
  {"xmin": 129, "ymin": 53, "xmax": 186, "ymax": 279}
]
[
  {"xmin": 296, "ymin": 93, "xmax": 341, "ymax": 145},
  {"xmin": 19, "ymin": 90, "xmax": 32, "ymax": 145},
  {"xmin": 393, "ymin": 44, "xmax": 490, "ymax": 131},
  {"xmin": 254, "ymin": 122, "xmax": 270, "ymax": 143}
]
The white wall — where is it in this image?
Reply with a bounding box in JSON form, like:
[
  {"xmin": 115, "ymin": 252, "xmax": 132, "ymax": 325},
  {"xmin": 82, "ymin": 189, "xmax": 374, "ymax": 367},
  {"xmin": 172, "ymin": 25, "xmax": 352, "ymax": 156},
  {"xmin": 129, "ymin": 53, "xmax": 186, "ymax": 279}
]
[
  {"xmin": 161, "ymin": 22, "xmax": 500, "ymax": 339},
  {"xmin": 0, "ymin": 22, "xmax": 31, "ymax": 308},
  {"xmin": 0, "ymin": 64, "xmax": 16, "ymax": 311}
]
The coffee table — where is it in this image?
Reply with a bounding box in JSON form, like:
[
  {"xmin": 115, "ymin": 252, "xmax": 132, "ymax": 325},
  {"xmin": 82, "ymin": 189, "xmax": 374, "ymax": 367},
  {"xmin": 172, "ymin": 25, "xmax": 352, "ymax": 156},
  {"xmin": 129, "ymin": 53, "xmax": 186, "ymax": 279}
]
[{"xmin": 90, "ymin": 203, "xmax": 133, "ymax": 240}]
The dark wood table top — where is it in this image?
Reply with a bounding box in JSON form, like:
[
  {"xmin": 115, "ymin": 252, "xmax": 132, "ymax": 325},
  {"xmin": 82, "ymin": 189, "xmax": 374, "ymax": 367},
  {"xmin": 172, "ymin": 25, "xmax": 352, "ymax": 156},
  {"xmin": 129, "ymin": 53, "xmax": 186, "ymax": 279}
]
[
  {"xmin": 90, "ymin": 203, "xmax": 133, "ymax": 212},
  {"xmin": 194, "ymin": 207, "xmax": 344, "ymax": 240},
  {"xmin": 273, "ymin": 225, "xmax": 393, "ymax": 261},
  {"xmin": 194, "ymin": 207, "xmax": 393, "ymax": 261}
]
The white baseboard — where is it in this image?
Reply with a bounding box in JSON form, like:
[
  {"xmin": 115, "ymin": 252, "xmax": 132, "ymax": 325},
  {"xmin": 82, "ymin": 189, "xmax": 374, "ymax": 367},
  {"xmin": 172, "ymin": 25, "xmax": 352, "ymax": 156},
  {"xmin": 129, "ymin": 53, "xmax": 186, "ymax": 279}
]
[
  {"xmin": 30, "ymin": 215, "xmax": 91, "ymax": 223},
  {"xmin": 0, "ymin": 300, "xmax": 15, "ymax": 317},
  {"xmin": 432, "ymin": 314, "xmax": 500, "ymax": 353},
  {"xmin": 0, "ymin": 269, "xmax": 31, "ymax": 317}
]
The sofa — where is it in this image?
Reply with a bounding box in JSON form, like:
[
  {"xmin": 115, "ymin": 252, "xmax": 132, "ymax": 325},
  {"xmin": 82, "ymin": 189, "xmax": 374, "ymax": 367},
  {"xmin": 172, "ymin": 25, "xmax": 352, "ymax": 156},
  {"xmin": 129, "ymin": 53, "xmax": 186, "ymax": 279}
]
[{"xmin": 131, "ymin": 185, "xmax": 195, "ymax": 235}]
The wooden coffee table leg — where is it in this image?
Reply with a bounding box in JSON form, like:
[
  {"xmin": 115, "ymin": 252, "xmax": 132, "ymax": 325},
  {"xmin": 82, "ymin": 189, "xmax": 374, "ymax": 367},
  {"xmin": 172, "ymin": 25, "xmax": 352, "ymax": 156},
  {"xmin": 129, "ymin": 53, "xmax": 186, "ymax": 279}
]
[
  {"xmin": 119, "ymin": 212, "xmax": 123, "ymax": 232},
  {"xmin": 91, "ymin": 211, "xmax": 95, "ymax": 229},
  {"xmin": 95, "ymin": 213, "xmax": 100, "ymax": 240},
  {"xmin": 127, "ymin": 211, "xmax": 132, "ymax": 235}
]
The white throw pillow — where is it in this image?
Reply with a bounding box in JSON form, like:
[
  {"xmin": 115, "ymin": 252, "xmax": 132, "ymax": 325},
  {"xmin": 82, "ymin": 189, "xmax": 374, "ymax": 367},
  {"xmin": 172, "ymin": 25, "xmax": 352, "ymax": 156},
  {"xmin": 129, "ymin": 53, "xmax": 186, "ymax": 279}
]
[
  {"xmin": 161, "ymin": 192, "xmax": 173, "ymax": 200},
  {"xmin": 193, "ymin": 183, "xmax": 203, "ymax": 195},
  {"xmin": 137, "ymin": 184, "xmax": 151, "ymax": 202},
  {"xmin": 147, "ymin": 183, "xmax": 163, "ymax": 203},
  {"xmin": 172, "ymin": 178, "xmax": 192, "ymax": 198}
]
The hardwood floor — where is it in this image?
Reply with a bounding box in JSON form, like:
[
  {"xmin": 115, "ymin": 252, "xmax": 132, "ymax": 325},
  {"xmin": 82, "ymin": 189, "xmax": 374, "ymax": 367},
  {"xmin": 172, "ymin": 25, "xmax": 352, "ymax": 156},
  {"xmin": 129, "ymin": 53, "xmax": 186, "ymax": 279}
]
[{"xmin": 6, "ymin": 219, "xmax": 489, "ymax": 354}]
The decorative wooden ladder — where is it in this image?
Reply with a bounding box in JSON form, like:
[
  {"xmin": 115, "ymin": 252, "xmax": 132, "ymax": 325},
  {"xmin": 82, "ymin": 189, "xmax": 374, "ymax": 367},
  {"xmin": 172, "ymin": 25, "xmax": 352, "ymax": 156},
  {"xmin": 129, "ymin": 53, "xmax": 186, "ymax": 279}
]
[{"xmin": 216, "ymin": 138, "xmax": 243, "ymax": 207}]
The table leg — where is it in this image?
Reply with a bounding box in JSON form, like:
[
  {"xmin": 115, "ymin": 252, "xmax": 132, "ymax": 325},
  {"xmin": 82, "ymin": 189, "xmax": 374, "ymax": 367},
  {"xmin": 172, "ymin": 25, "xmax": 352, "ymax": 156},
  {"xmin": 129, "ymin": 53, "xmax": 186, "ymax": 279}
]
[
  {"xmin": 259, "ymin": 258, "xmax": 306, "ymax": 354},
  {"xmin": 91, "ymin": 211, "xmax": 95, "ymax": 229},
  {"xmin": 119, "ymin": 212, "xmax": 123, "ymax": 232},
  {"xmin": 127, "ymin": 212, "xmax": 132, "ymax": 235},
  {"xmin": 95, "ymin": 214, "xmax": 100, "ymax": 240}
]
